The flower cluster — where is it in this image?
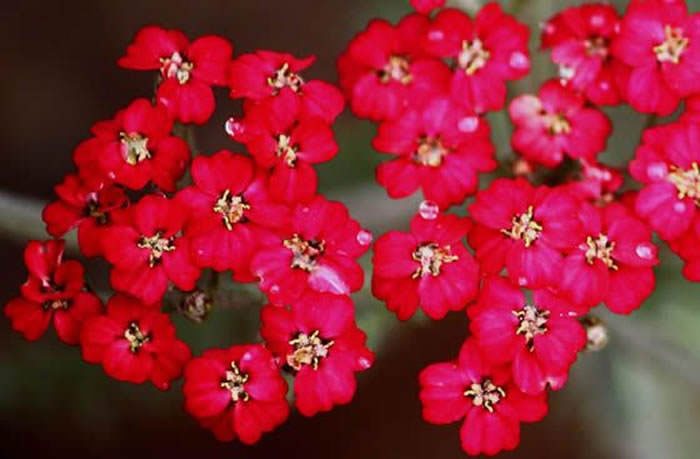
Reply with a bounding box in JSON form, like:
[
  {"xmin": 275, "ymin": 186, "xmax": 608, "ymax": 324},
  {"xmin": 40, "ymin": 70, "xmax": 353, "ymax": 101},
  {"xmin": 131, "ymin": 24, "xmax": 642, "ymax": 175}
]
[
  {"xmin": 7, "ymin": 0, "xmax": 700, "ymax": 455},
  {"xmin": 6, "ymin": 26, "xmax": 373, "ymax": 444},
  {"xmin": 354, "ymin": 0, "xmax": 697, "ymax": 455}
]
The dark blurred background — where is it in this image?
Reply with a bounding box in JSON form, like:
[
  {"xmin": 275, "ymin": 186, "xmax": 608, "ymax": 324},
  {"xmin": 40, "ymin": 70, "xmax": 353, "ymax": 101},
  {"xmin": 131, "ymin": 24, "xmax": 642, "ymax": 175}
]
[{"xmin": 2, "ymin": 1, "xmax": 700, "ymax": 458}]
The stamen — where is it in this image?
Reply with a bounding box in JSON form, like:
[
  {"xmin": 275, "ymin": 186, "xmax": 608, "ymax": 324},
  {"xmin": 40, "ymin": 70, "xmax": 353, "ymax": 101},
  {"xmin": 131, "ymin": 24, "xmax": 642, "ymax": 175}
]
[
  {"xmin": 276, "ymin": 134, "xmax": 298, "ymax": 166},
  {"xmin": 545, "ymin": 113, "xmax": 571, "ymax": 135},
  {"xmin": 584, "ymin": 234, "xmax": 617, "ymax": 270},
  {"xmin": 283, "ymin": 234, "xmax": 325, "ymax": 271},
  {"xmin": 124, "ymin": 322, "xmax": 150, "ymax": 353},
  {"xmin": 501, "ymin": 206, "xmax": 543, "ymax": 247},
  {"xmin": 414, "ymin": 137, "xmax": 449, "ymax": 167},
  {"xmin": 220, "ymin": 361, "xmax": 250, "ymax": 402},
  {"xmin": 411, "ymin": 243, "xmax": 458, "ymax": 279},
  {"xmin": 287, "ymin": 330, "xmax": 334, "ymax": 371},
  {"xmin": 464, "ymin": 379, "xmax": 506, "ymax": 413},
  {"xmin": 268, "ymin": 63, "xmax": 304, "ymax": 93},
  {"xmin": 513, "ymin": 304, "xmax": 549, "ymax": 351},
  {"xmin": 458, "ymin": 39, "xmax": 490, "ymax": 75},
  {"xmin": 379, "ymin": 56, "xmax": 413, "ymax": 84},
  {"xmin": 668, "ymin": 162, "xmax": 700, "ymax": 202},
  {"xmin": 42, "ymin": 299, "xmax": 69, "ymax": 311},
  {"xmin": 137, "ymin": 232, "xmax": 176, "ymax": 267},
  {"xmin": 654, "ymin": 25, "xmax": 689, "ymax": 64},
  {"xmin": 584, "ymin": 36, "xmax": 609, "ymax": 58},
  {"xmin": 120, "ymin": 132, "xmax": 151, "ymax": 165},
  {"xmin": 213, "ymin": 190, "xmax": 250, "ymax": 230},
  {"xmin": 159, "ymin": 52, "xmax": 194, "ymax": 85}
]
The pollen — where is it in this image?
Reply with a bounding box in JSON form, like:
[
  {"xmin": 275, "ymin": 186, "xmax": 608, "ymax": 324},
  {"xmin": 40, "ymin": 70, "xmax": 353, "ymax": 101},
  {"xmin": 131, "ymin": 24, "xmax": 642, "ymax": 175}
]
[
  {"xmin": 584, "ymin": 36, "xmax": 609, "ymax": 58},
  {"xmin": 379, "ymin": 55, "xmax": 413, "ymax": 84},
  {"xmin": 654, "ymin": 25, "xmax": 689, "ymax": 64},
  {"xmin": 284, "ymin": 234, "xmax": 325, "ymax": 271},
  {"xmin": 513, "ymin": 304, "xmax": 549, "ymax": 351},
  {"xmin": 668, "ymin": 162, "xmax": 700, "ymax": 202},
  {"xmin": 120, "ymin": 132, "xmax": 151, "ymax": 165},
  {"xmin": 160, "ymin": 51, "xmax": 194, "ymax": 85},
  {"xmin": 276, "ymin": 134, "xmax": 298, "ymax": 166},
  {"xmin": 213, "ymin": 189, "xmax": 250, "ymax": 230},
  {"xmin": 585, "ymin": 233, "xmax": 617, "ymax": 270},
  {"xmin": 458, "ymin": 39, "xmax": 491, "ymax": 75},
  {"xmin": 287, "ymin": 330, "xmax": 334, "ymax": 371},
  {"xmin": 268, "ymin": 62, "xmax": 304, "ymax": 94},
  {"xmin": 414, "ymin": 137, "xmax": 449, "ymax": 167},
  {"xmin": 411, "ymin": 243, "xmax": 458, "ymax": 279},
  {"xmin": 124, "ymin": 322, "xmax": 150, "ymax": 353},
  {"xmin": 137, "ymin": 232, "xmax": 176, "ymax": 267},
  {"xmin": 501, "ymin": 206, "xmax": 543, "ymax": 247},
  {"xmin": 464, "ymin": 379, "xmax": 506, "ymax": 413},
  {"xmin": 545, "ymin": 113, "xmax": 572, "ymax": 136},
  {"xmin": 42, "ymin": 299, "xmax": 69, "ymax": 311},
  {"xmin": 220, "ymin": 361, "xmax": 250, "ymax": 402}
]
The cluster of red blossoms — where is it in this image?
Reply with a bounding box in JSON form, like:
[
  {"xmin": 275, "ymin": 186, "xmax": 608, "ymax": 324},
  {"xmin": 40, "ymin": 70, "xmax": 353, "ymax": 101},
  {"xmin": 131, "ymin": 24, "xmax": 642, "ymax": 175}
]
[
  {"xmin": 6, "ymin": 26, "xmax": 373, "ymax": 443},
  {"xmin": 338, "ymin": 0, "xmax": 697, "ymax": 455},
  {"xmin": 6, "ymin": 0, "xmax": 700, "ymax": 455}
]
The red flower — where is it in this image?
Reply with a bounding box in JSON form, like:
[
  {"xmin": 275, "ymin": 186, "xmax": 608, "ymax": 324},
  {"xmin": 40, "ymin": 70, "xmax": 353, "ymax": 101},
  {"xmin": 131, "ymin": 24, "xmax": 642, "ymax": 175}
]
[
  {"xmin": 424, "ymin": 4, "xmax": 530, "ymax": 113},
  {"xmin": 629, "ymin": 121, "xmax": 700, "ymax": 240},
  {"xmin": 337, "ymin": 14, "xmax": 451, "ymax": 121},
  {"xmin": 250, "ymin": 196, "xmax": 370, "ymax": 304},
  {"xmin": 509, "ymin": 80, "xmax": 612, "ymax": 167},
  {"xmin": 229, "ymin": 50, "xmax": 344, "ymax": 123},
  {"xmin": 563, "ymin": 159, "xmax": 624, "ymax": 203},
  {"xmin": 183, "ymin": 344, "xmax": 289, "ymax": 444},
  {"xmin": 177, "ymin": 150, "xmax": 289, "ymax": 279},
  {"xmin": 80, "ymin": 295, "xmax": 191, "ymax": 389},
  {"xmin": 230, "ymin": 91, "xmax": 338, "ymax": 203},
  {"xmin": 410, "ymin": 0, "xmax": 445, "ymax": 15},
  {"xmin": 86, "ymin": 99, "xmax": 190, "ymax": 192},
  {"xmin": 373, "ymin": 96, "xmax": 495, "ymax": 208},
  {"xmin": 119, "ymin": 26, "xmax": 232, "ymax": 124},
  {"xmin": 560, "ymin": 203, "xmax": 658, "ymax": 314},
  {"xmin": 612, "ymin": 0, "xmax": 700, "ymax": 115},
  {"xmin": 42, "ymin": 174, "xmax": 128, "ymax": 257},
  {"xmin": 372, "ymin": 209, "xmax": 479, "ymax": 320},
  {"xmin": 468, "ymin": 178, "xmax": 583, "ymax": 288},
  {"xmin": 469, "ymin": 277, "xmax": 586, "ymax": 394},
  {"xmin": 668, "ymin": 217, "xmax": 700, "ymax": 281},
  {"xmin": 419, "ymin": 338, "xmax": 547, "ymax": 456},
  {"xmin": 103, "ymin": 195, "xmax": 200, "ymax": 304},
  {"xmin": 541, "ymin": 3, "xmax": 628, "ymax": 105},
  {"xmin": 5, "ymin": 240, "xmax": 102, "ymax": 344},
  {"xmin": 260, "ymin": 292, "xmax": 374, "ymax": 416}
]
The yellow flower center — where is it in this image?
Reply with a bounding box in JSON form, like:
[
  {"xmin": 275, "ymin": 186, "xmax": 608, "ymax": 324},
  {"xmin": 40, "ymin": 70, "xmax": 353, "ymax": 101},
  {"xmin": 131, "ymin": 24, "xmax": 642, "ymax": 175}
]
[
  {"xmin": 268, "ymin": 62, "xmax": 304, "ymax": 93},
  {"xmin": 379, "ymin": 55, "xmax": 413, "ymax": 84},
  {"xmin": 668, "ymin": 162, "xmax": 700, "ymax": 203},
  {"xmin": 585, "ymin": 234, "xmax": 617, "ymax": 270},
  {"xmin": 220, "ymin": 361, "xmax": 250, "ymax": 402},
  {"xmin": 513, "ymin": 304, "xmax": 549, "ymax": 351},
  {"xmin": 654, "ymin": 25, "xmax": 689, "ymax": 64},
  {"xmin": 120, "ymin": 132, "xmax": 151, "ymax": 165},
  {"xmin": 213, "ymin": 190, "xmax": 250, "ymax": 231},
  {"xmin": 464, "ymin": 379, "xmax": 506, "ymax": 413},
  {"xmin": 414, "ymin": 137, "xmax": 449, "ymax": 167},
  {"xmin": 459, "ymin": 39, "xmax": 490, "ymax": 75},
  {"xmin": 501, "ymin": 206, "xmax": 543, "ymax": 247},
  {"xmin": 287, "ymin": 330, "xmax": 334, "ymax": 371},
  {"xmin": 137, "ymin": 231, "xmax": 176, "ymax": 267},
  {"xmin": 284, "ymin": 234, "xmax": 325, "ymax": 271},
  {"xmin": 411, "ymin": 243, "xmax": 459, "ymax": 279},
  {"xmin": 160, "ymin": 51, "xmax": 194, "ymax": 84},
  {"xmin": 124, "ymin": 322, "xmax": 150, "ymax": 353}
]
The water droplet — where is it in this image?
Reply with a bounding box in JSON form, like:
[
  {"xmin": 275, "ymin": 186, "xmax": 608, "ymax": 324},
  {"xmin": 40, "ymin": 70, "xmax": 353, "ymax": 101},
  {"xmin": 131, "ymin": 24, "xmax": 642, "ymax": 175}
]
[
  {"xmin": 225, "ymin": 117, "xmax": 244, "ymax": 138},
  {"xmin": 509, "ymin": 51, "xmax": 529, "ymax": 70},
  {"xmin": 428, "ymin": 30, "xmax": 444, "ymax": 42},
  {"xmin": 357, "ymin": 357, "xmax": 372, "ymax": 369},
  {"xmin": 270, "ymin": 285, "xmax": 280, "ymax": 295},
  {"xmin": 356, "ymin": 230, "xmax": 373, "ymax": 246},
  {"xmin": 301, "ymin": 206, "xmax": 310, "ymax": 213},
  {"xmin": 674, "ymin": 202, "xmax": 687, "ymax": 213},
  {"xmin": 458, "ymin": 116, "xmax": 479, "ymax": 133},
  {"xmin": 590, "ymin": 14, "xmax": 604, "ymax": 28},
  {"xmin": 559, "ymin": 65, "xmax": 575, "ymax": 81},
  {"xmin": 647, "ymin": 162, "xmax": 668, "ymax": 180},
  {"xmin": 517, "ymin": 277, "xmax": 528, "ymax": 286},
  {"xmin": 419, "ymin": 200, "xmax": 440, "ymax": 220},
  {"xmin": 635, "ymin": 243, "xmax": 654, "ymax": 260}
]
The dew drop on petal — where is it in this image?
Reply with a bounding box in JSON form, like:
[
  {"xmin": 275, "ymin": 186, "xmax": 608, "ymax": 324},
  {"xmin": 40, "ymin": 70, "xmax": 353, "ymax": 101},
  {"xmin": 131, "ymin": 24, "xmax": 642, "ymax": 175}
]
[
  {"xmin": 419, "ymin": 200, "xmax": 440, "ymax": 220},
  {"xmin": 458, "ymin": 116, "xmax": 479, "ymax": 133},
  {"xmin": 559, "ymin": 65, "xmax": 575, "ymax": 81},
  {"xmin": 647, "ymin": 162, "xmax": 668, "ymax": 180},
  {"xmin": 674, "ymin": 201, "xmax": 687, "ymax": 213},
  {"xmin": 357, "ymin": 357, "xmax": 372, "ymax": 370},
  {"xmin": 635, "ymin": 243, "xmax": 654, "ymax": 259},
  {"xmin": 269, "ymin": 284, "xmax": 280, "ymax": 295},
  {"xmin": 225, "ymin": 117, "xmax": 244, "ymax": 138},
  {"xmin": 517, "ymin": 277, "xmax": 528, "ymax": 286},
  {"xmin": 428, "ymin": 29, "xmax": 444, "ymax": 42},
  {"xmin": 356, "ymin": 230, "xmax": 373, "ymax": 246},
  {"xmin": 509, "ymin": 51, "xmax": 529, "ymax": 70}
]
